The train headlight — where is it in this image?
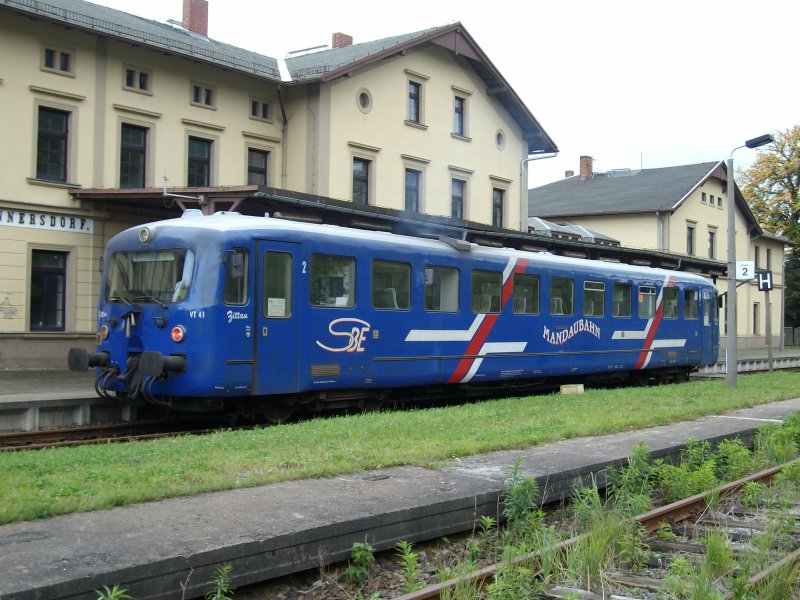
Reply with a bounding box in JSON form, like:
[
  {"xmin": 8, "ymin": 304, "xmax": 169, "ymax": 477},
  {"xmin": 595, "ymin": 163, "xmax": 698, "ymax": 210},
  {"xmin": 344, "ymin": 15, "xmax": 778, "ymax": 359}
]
[
  {"xmin": 138, "ymin": 227, "xmax": 152, "ymax": 244},
  {"xmin": 99, "ymin": 324, "xmax": 110, "ymax": 340},
  {"xmin": 170, "ymin": 325, "xmax": 186, "ymax": 343}
]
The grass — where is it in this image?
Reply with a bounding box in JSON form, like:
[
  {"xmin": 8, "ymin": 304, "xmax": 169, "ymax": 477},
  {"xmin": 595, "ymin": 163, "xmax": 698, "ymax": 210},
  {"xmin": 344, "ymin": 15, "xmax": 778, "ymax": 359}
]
[{"xmin": 0, "ymin": 372, "xmax": 798, "ymax": 525}]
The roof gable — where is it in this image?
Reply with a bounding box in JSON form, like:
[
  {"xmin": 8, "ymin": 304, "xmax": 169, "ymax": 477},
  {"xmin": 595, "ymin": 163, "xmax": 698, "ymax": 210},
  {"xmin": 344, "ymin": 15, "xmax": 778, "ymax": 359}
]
[{"xmin": 285, "ymin": 23, "xmax": 557, "ymax": 154}]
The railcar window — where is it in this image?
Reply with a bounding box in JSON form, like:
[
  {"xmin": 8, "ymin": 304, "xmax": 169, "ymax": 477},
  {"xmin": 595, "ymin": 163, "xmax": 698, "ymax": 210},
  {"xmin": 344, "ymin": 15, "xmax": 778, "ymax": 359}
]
[
  {"xmin": 583, "ymin": 281, "xmax": 605, "ymax": 317},
  {"xmin": 471, "ymin": 270, "xmax": 501, "ymax": 313},
  {"xmin": 105, "ymin": 249, "xmax": 194, "ymax": 304},
  {"xmin": 550, "ymin": 277, "xmax": 573, "ymax": 316},
  {"xmin": 310, "ymin": 254, "xmax": 355, "ymax": 308},
  {"xmin": 703, "ymin": 290, "xmax": 713, "ymax": 326},
  {"xmin": 424, "ymin": 266, "xmax": 459, "ymax": 312},
  {"xmin": 684, "ymin": 289, "xmax": 699, "ymax": 319},
  {"xmin": 263, "ymin": 251, "xmax": 292, "ymax": 317},
  {"xmin": 663, "ymin": 287, "xmax": 679, "ymax": 319},
  {"xmin": 223, "ymin": 249, "xmax": 248, "ymax": 305},
  {"xmin": 372, "ymin": 260, "xmax": 410, "ymax": 310},
  {"xmin": 612, "ymin": 283, "xmax": 631, "ymax": 317},
  {"xmin": 639, "ymin": 286, "xmax": 657, "ymax": 319},
  {"xmin": 513, "ymin": 273, "xmax": 539, "ymax": 315}
]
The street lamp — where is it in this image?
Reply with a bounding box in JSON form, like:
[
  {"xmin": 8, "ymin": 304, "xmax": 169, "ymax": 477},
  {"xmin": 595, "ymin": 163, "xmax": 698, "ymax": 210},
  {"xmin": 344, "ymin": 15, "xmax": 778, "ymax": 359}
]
[{"xmin": 726, "ymin": 133, "xmax": 774, "ymax": 387}]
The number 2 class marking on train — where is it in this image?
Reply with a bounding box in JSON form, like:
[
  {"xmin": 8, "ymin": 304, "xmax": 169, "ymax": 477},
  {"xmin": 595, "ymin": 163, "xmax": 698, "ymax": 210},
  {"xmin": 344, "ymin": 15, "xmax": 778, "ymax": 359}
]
[{"xmin": 302, "ymin": 261, "xmax": 307, "ymax": 273}]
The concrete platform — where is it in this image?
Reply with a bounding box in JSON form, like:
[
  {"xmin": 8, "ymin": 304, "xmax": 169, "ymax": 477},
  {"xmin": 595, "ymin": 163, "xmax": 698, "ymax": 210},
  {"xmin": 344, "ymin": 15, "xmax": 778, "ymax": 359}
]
[
  {"xmin": 1, "ymin": 397, "xmax": 799, "ymax": 600},
  {"xmin": 0, "ymin": 370, "xmax": 135, "ymax": 431}
]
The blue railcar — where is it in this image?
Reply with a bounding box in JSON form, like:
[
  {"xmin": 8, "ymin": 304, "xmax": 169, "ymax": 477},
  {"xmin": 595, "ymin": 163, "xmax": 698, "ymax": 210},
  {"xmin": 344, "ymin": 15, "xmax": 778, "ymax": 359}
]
[{"xmin": 69, "ymin": 211, "xmax": 720, "ymax": 419}]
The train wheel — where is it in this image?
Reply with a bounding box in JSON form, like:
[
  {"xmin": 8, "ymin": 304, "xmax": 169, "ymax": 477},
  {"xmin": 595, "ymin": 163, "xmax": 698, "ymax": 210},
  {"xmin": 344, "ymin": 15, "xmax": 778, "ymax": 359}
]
[{"xmin": 261, "ymin": 401, "xmax": 294, "ymax": 424}]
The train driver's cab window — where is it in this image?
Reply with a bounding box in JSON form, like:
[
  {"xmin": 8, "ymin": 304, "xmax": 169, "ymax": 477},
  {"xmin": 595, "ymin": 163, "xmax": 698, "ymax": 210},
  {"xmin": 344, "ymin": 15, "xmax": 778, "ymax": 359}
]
[
  {"xmin": 424, "ymin": 266, "xmax": 459, "ymax": 312},
  {"xmin": 263, "ymin": 251, "xmax": 292, "ymax": 317},
  {"xmin": 105, "ymin": 249, "xmax": 195, "ymax": 305},
  {"xmin": 612, "ymin": 283, "xmax": 631, "ymax": 317},
  {"xmin": 310, "ymin": 254, "xmax": 355, "ymax": 308},
  {"xmin": 513, "ymin": 273, "xmax": 539, "ymax": 315},
  {"xmin": 223, "ymin": 249, "xmax": 249, "ymax": 305},
  {"xmin": 550, "ymin": 277, "xmax": 573, "ymax": 315},
  {"xmin": 638, "ymin": 286, "xmax": 656, "ymax": 319},
  {"xmin": 583, "ymin": 281, "xmax": 605, "ymax": 317},
  {"xmin": 372, "ymin": 260, "xmax": 410, "ymax": 310},
  {"xmin": 684, "ymin": 289, "xmax": 699, "ymax": 319},
  {"xmin": 471, "ymin": 270, "xmax": 501, "ymax": 313},
  {"xmin": 663, "ymin": 287, "xmax": 679, "ymax": 319}
]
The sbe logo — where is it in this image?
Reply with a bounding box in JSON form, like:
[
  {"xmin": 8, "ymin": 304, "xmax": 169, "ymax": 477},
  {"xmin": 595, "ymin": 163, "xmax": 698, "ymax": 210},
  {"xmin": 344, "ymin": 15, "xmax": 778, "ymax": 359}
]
[{"xmin": 316, "ymin": 318, "xmax": 371, "ymax": 353}]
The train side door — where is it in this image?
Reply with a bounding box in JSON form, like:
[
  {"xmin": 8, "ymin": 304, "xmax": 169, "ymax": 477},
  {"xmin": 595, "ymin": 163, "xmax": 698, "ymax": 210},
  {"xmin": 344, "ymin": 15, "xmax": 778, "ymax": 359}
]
[
  {"xmin": 255, "ymin": 240, "xmax": 299, "ymax": 395},
  {"xmin": 701, "ymin": 290, "xmax": 719, "ymax": 363}
]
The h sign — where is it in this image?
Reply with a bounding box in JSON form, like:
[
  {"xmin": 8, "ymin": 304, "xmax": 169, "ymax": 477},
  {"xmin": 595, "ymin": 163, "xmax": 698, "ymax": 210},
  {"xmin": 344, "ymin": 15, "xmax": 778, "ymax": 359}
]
[{"xmin": 757, "ymin": 270, "xmax": 773, "ymax": 292}]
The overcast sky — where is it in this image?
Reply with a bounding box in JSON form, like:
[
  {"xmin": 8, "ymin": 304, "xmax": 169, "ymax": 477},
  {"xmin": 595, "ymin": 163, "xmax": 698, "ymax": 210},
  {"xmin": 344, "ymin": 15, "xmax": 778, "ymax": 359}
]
[{"xmin": 97, "ymin": 0, "xmax": 798, "ymax": 187}]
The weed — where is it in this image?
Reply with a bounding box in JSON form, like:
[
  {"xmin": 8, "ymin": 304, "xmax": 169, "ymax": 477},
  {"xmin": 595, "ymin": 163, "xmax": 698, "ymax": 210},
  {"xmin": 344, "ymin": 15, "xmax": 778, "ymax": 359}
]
[
  {"xmin": 204, "ymin": 563, "xmax": 234, "ymax": 600},
  {"xmin": 344, "ymin": 541, "xmax": 375, "ymax": 584},
  {"xmin": 713, "ymin": 438, "xmax": 753, "ymax": 481},
  {"xmin": 703, "ymin": 531, "xmax": 732, "ymax": 579},
  {"xmin": 395, "ymin": 540, "xmax": 424, "ymax": 593},
  {"xmin": 741, "ymin": 481, "xmax": 768, "ymax": 508},
  {"xmin": 95, "ymin": 585, "xmax": 132, "ymax": 600},
  {"xmin": 571, "ymin": 480, "xmax": 603, "ymax": 531},
  {"xmin": 655, "ymin": 521, "xmax": 677, "ymax": 541},
  {"xmin": 485, "ymin": 546, "xmax": 543, "ymax": 600},
  {"xmin": 501, "ymin": 458, "xmax": 541, "ymax": 536}
]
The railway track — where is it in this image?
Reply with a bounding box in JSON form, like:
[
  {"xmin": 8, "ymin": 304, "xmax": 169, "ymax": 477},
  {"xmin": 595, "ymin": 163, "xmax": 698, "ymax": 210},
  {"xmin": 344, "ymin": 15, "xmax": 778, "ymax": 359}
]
[
  {"xmin": 0, "ymin": 419, "xmax": 228, "ymax": 451},
  {"xmin": 396, "ymin": 459, "xmax": 800, "ymax": 600}
]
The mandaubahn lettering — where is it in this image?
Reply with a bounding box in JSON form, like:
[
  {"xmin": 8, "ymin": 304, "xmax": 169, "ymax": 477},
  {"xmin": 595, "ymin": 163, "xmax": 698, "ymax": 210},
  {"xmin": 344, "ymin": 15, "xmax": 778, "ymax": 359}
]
[
  {"xmin": 542, "ymin": 319, "xmax": 601, "ymax": 346},
  {"xmin": 0, "ymin": 207, "xmax": 93, "ymax": 234}
]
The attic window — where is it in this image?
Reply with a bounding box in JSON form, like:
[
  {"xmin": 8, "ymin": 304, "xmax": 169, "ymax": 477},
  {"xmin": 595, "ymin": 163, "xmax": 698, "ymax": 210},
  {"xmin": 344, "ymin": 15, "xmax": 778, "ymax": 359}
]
[
  {"xmin": 357, "ymin": 88, "xmax": 372, "ymax": 114},
  {"xmin": 495, "ymin": 129, "xmax": 506, "ymax": 150}
]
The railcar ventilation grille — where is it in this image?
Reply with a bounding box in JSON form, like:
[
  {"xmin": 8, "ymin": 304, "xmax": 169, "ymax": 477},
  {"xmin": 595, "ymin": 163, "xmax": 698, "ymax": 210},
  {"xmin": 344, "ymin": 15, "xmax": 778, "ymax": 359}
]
[{"xmin": 311, "ymin": 364, "xmax": 341, "ymax": 377}]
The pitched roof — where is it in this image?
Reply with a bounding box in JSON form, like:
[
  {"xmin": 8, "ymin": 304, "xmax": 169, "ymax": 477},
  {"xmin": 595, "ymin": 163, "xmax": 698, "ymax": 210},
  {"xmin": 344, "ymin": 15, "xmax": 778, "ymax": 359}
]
[
  {"xmin": 1, "ymin": 0, "xmax": 557, "ymax": 155},
  {"xmin": 284, "ymin": 22, "xmax": 556, "ymax": 154},
  {"xmin": 529, "ymin": 160, "xmax": 769, "ymax": 238},
  {"xmin": 2, "ymin": 0, "xmax": 282, "ymax": 79},
  {"xmin": 529, "ymin": 162, "xmax": 723, "ymax": 217}
]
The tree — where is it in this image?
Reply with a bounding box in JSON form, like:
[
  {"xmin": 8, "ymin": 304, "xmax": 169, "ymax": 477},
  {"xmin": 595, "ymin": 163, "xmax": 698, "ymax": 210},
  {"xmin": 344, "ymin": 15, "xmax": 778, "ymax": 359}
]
[{"xmin": 740, "ymin": 125, "xmax": 800, "ymax": 330}]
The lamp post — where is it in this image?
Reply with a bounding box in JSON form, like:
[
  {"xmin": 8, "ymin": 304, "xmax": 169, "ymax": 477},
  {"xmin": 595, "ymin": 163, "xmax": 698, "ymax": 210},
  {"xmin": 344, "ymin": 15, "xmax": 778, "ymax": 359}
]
[{"xmin": 726, "ymin": 133, "xmax": 774, "ymax": 387}]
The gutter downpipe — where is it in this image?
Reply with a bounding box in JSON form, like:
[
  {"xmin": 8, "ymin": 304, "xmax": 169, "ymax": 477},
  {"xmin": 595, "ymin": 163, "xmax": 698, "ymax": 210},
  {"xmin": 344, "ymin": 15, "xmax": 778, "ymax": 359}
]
[
  {"xmin": 521, "ymin": 151, "xmax": 558, "ymax": 232},
  {"xmin": 656, "ymin": 211, "xmax": 665, "ymax": 252},
  {"xmin": 277, "ymin": 86, "xmax": 289, "ymax": 188}
]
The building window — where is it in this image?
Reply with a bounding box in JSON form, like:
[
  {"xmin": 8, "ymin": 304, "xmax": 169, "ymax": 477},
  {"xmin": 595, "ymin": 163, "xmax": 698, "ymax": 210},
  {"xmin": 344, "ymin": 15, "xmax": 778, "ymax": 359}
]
[
  {"xmin": 453, "ymin": 96, "xmax": 466, "ymax": 136},
  {"xmin": 120, "ymin": 124, "xmax": 147, "ymax": 188},
  {"xmin": 492, "ymin": 188, "xmax": 504, "ymax": 228},
  {"xmin": 249, "ymin": 98, "xmax": 271, "ymax": 121},
  {"xmin": 717, "ymin": 196, "xmax": 723, "ymax": 208},
  {"xmin": 191, "ymin": 82, "xmax": 216, "ymax": 108},
  {"xmin": 357, "ymin": 89, "xmax": 372, "ymax": 113},
  {"xmin": 709, "ymin": 195, "xmax": 715, "ymax": 207},
  {"xmin": 405, "ymin": 168, "xmax": 421, "ymax": 212},
  {"xmin": 247, "ymin": 148, "xmax": 269, "ymax": 186},
  {"xmin": 766, "ymin": 248, "xmax": 772, "ymax": 270},
  {"xmin": 701, "ymin": 192, "xmax": 707, "ymax": 204},
  {"xmin": 30, "ymin": 250, "xmax": 67, "ymax": 331},
  {"xmin": 407, "ymin": 81, "xmax": 421, "ymax": 123},
  {"xmin": 451, "ymin": 179, "xmax": 465, "ymax": 220},
  {"xmin": 187, "ymin": 136, "xmax": 211, "ymax": 187},
  {"xmin": 353, "ymin": 158, "xmax": 370, "ymax": 204},
  {"xmin": 707, "ymin": 229, "xmax": 716, "ymax": 259},
  {"xmin": 686, "ymin": 224, "xmax": 695, "ymax": 256},
  {"xmin": 36, "ymin": 107, "xmax": 69, "ymax": 182},
  {"xmin": 42, "ymin": 46, "xmax": 73, "ymax": 75},
  {"xmin": 753, "ymin": 303, "xmax": 760, "ymax": 335},
  {"xmin": 754, "ymin": 245, "xmax": 760, "ymax": 269},
  {"xmin": 124, "ymin": 66, "xmax": 151, "ymax": 93}
]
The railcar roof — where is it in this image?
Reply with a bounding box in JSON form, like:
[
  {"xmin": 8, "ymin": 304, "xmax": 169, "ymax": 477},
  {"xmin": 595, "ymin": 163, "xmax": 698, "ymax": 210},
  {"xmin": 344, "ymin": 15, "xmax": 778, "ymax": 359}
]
[{"xmin": 135, "ymin": 212, "xmax": 713, "ymax": 286}]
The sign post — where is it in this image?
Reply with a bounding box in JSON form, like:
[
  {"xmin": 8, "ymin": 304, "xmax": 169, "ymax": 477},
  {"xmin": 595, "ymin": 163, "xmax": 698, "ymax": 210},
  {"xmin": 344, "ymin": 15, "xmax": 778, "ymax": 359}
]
[{"xmin": 757, "ymin": 270, "xmax": 774, "ymax": 371}]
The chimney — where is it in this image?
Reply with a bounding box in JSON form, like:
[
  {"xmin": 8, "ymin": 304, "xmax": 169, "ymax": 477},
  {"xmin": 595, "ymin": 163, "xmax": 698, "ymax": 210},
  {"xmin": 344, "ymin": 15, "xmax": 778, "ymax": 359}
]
[
  {"xmin": 182, "ymin": 0, "xmax": 208, "ymax": 36},
  {"xmin": 579, "ymin": 155, "xmax": 593, "ymax": 180},
  {"xmin": 332, "ymin": 32, "xmax": 353, "ymax": 48},
  {"xmin": 565, "ymin": 170, "xmax": 575, "ymax": 178}
]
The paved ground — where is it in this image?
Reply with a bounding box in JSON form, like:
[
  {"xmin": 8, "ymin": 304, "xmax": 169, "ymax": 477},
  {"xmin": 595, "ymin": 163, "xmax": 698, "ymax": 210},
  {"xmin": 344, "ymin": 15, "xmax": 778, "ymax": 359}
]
[{"xmin": 1, "ymin": 395, "xmax": 799, "ymax": 600}]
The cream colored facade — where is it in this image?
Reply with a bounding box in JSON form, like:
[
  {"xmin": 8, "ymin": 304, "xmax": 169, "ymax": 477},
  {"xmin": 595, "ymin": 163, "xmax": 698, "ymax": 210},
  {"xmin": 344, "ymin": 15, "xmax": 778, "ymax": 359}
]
[
  {"xmin": 0, "ymin": 3, "xmax": 547, "ymax": 367},
  {"xmin": 538, "ymin": 172, "xmax": 786, "ymax": 350}
]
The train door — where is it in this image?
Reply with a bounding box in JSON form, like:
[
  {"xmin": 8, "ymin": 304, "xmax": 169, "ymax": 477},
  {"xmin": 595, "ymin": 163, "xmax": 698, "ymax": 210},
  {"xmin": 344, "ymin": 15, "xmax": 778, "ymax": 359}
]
[
  {"xmin": 700, "ymin": 289, "xmax": 719, "ymax": 363},
  {"xmin": 254, "ymin": 240, "xmax": 299, "ymax": 394}
]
